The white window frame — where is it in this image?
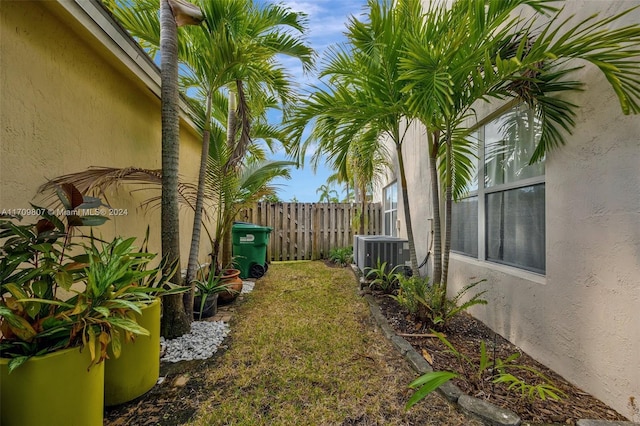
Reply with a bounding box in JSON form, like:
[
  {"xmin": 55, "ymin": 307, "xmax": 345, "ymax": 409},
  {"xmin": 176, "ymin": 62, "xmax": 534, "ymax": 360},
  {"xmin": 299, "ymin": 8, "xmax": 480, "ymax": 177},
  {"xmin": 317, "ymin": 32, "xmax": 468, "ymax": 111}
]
[
  {"xmin": 453, "ymin": 104, "xmax": 546, "ymax": 274},
  {"xmin": 383, "ymin": 181, "xmax": 398, "ymax": 237}
]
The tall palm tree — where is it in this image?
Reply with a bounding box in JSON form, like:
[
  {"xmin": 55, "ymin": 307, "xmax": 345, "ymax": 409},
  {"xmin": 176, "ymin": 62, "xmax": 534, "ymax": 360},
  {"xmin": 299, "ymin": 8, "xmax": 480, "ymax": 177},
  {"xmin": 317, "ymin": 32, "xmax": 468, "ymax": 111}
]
[
  {"xmin": 399, "ymin": 0, "xmax": 640, "ymax": 302},
  {"xmin": 106, "ymin": 0, "xmax": 313, "ymax": 317},
  {"xmin": 182, "ymin": 0, "xmax": 312, "ymax": 314},
  {"xmin": 287, "ymin": 0, "xmax": 422, "ymax": 275},
  {"xmin": 317, "ymin": 124, "xmax": 389, "ymax": 233},
  {"xmin": 159, "ymin": 0, "xmax": 203, "ymax": 338},
  {"xmin": 349, "ymin": 128, "xmax": 390, "ymax": 234}
]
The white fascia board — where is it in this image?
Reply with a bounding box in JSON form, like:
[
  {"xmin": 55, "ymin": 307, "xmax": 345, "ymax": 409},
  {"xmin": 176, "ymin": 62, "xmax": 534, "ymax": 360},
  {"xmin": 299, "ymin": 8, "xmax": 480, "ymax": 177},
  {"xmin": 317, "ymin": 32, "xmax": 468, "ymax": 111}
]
[{"xmin": 55, "ymin": 0, "xmax": 199, "ymax": 132}]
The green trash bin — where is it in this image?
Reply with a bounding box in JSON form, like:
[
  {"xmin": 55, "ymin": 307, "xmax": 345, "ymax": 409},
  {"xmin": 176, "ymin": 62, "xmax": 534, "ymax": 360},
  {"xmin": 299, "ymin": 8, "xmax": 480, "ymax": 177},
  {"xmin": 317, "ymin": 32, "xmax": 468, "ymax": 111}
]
[{"xmin": 232, "ymin": 222, "xmax": 272, "ymax": 279}]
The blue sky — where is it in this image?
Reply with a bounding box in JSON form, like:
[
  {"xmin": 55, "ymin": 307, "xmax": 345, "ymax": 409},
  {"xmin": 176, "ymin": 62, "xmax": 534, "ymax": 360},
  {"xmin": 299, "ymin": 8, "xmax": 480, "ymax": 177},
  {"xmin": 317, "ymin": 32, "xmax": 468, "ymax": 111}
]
[{"xmin": 265, "ymin": 0, "xmax": 368, "ymax": 202}]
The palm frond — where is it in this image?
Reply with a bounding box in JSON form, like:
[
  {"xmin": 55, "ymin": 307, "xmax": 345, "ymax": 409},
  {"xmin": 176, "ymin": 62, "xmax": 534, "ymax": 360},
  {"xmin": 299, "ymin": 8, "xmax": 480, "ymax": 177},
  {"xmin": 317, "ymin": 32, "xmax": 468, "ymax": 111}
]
[{"xmin": 37, "ymin": 167, "xmax": 209, "ymax": 221}]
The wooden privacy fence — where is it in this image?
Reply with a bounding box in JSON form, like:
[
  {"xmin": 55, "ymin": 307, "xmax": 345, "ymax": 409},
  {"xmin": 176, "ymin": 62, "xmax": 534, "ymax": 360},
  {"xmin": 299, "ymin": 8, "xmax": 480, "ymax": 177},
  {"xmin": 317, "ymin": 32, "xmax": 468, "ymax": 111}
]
[{"xmin": 235, "ymin": 202, "xmax": 382, "ymax": 261}]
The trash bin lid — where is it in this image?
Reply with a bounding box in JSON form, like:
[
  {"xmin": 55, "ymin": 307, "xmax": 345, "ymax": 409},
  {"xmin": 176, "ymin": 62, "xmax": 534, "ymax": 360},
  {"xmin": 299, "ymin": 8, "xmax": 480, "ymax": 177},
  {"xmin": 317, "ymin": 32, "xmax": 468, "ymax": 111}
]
[{"xmin": 232, "ymin": 223, "xmax": 272, "ymax": 233}]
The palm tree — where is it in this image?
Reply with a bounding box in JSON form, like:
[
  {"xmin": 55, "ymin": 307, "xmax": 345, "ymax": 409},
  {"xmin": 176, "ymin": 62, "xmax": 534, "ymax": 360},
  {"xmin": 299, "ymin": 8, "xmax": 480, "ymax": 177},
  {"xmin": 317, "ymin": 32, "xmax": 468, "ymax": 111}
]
[
  {"xmin": 327, "ymin": 170, "xmax": 353, "ymax": 203},
  {"xmin": 182, "ymin": 0, "xmax": 312, "ymax": 315},
  {"xmin": 317, "ymin": 125, "xmax": 389, "ymax": 234},
  {"xmin": 399, "ymin": 0, "xmax": 640, "ymax": 303},
  {"xmin": 159, "ymin": 0, "xmax": 203, "ymax": 338},
  {"xmin": 315, "ymin": 184, "xmax": 339, "ymax": 203},
  {"xmin": 349, "ymin": 129, "xmax": 390, "ymax": 234},
  {"xmin": 197, "ymin": 92, "xmax": 297, "ymax": 271},
  {"xmin": 106, "ymin": 0, "xmax": 313, "ymax": 317},
  {"xmin": 287, "ymin": 0, "xmax": 422, "ymax": 275}
]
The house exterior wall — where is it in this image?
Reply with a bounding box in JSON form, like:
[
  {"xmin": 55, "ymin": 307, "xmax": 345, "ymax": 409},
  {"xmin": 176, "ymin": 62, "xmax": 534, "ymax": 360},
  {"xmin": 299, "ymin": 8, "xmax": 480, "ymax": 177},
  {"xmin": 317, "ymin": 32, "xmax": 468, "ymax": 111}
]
[
  {"xmin": 374, "ymin": 119, "xmax": 435, "ymax": 277},
  {"xmin": 0, "ymin": 1, "xmax": 211, "ymax": 266},
  {"xmin": 379, "ymin": 0, "xmax": 640, "ymax": 417}
]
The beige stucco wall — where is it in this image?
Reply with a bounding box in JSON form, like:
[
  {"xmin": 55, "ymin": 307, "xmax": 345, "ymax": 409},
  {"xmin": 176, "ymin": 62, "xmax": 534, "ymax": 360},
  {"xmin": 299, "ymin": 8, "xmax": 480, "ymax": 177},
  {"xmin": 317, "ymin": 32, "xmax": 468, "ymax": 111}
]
[
  {"xmin": 373, "ymin": 118, "xmax": 435, "ymax": 277},
  {"xmin": 0, "ymin": 1, "xmax": 211, "ymax": 267},
  {"xmin": 380, "ymin": 0, "xmax": 640, "ymax": 418}
]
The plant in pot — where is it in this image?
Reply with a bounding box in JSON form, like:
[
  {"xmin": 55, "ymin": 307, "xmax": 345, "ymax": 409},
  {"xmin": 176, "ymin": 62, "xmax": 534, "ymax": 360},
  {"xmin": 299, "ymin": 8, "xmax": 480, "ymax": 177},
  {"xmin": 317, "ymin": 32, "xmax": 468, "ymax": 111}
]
[
  {"xmin": 0, "ymin": 185, "xmax": 159, "ymax": 425},
  {"xmin": 216, "ymin": 265, "xmax": 243, "ymax": 304},
  {"xmin": 192, "ymin": 260, "xmax": 243, "ymax": 316},
  {"xmin": 0, "ymin": 185, "xmax": 110, "ymax": 370},
  {"xmin": 92, "ymin": 234, "xmax": 185, "ymax": 406},
  {"xmin": 192, "ymin": 266, "xmax": 229, "ymax": 320}
]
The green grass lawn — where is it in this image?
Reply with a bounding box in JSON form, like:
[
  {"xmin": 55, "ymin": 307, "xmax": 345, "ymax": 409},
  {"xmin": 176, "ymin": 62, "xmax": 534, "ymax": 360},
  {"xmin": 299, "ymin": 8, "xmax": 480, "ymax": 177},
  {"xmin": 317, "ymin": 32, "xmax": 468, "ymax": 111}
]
[{"xmin": 189, "ymin": 261, "xmax": 477, "ymax": 425}]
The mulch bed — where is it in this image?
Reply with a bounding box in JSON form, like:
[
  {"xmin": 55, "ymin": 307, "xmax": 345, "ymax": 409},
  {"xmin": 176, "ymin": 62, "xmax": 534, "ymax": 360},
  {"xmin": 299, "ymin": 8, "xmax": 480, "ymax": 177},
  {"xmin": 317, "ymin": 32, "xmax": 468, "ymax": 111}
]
[
  {"xmin": 373, "ymin": 291, "xmax": 630, "ymax": 425},
  {"xmin": 104, "ymin": 347, "xmax": 228, "ymax": 426}
]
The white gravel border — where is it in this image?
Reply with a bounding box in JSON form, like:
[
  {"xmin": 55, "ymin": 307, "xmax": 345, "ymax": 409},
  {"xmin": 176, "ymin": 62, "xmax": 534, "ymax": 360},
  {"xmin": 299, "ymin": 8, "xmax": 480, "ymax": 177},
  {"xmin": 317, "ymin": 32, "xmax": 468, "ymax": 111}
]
[{"xmin": 160, "ymin": 280, "xmax": 255, "ymax": 362}]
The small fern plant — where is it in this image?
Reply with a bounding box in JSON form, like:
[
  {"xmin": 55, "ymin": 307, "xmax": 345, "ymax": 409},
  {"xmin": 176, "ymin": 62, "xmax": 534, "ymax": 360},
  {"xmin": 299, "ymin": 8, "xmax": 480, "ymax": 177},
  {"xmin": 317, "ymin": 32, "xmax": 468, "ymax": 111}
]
[{"xmin": 392, "ymin": 276, "xmax": 487, "ymax": 329}]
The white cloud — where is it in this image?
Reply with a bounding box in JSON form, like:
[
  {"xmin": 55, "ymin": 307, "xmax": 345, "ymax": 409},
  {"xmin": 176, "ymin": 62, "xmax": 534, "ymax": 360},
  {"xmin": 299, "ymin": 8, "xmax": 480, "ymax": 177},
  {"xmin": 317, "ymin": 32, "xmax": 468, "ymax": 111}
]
[
  {"xmin": 279, "ymin": 0, "xmax": 327, "ymax": 17},
  {"xmin": 279, "ymin": 0, "xmax": 366, "ymax": 41}
]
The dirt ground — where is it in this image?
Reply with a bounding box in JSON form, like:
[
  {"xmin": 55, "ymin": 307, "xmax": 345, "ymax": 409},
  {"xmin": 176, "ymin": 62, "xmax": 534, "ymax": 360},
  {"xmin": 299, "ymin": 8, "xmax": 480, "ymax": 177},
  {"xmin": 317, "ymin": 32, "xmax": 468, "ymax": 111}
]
[{"xmin": 104, "ymin": 350, "xmax": 227, "ymax": 425}]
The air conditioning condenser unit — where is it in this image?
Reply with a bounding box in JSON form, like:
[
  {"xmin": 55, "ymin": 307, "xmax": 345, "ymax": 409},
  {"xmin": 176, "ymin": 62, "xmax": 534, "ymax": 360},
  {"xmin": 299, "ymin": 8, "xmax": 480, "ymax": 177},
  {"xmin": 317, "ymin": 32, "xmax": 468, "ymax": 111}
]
[{"xmin": 353, "ymin": 235, "xmax": 411, "ymax": 275}]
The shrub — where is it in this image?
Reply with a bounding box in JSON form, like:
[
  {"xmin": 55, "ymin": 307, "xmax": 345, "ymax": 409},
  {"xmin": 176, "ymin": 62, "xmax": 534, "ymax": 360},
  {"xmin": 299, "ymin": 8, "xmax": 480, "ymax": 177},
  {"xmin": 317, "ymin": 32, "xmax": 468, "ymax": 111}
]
[
  {"xmin": 392, "ymin": 276, "xmax": 487, "ymax": 330},
  {"xmin": 328, "ymin": 246, "xmax": 353, "ymax": 267},
  {"xmin": 364, "ymin": 259, "xmax": 405, "ymax": 293},
  {"xmin": 391, "ymin": 275, "xmax": 430, "ymax": 317}
]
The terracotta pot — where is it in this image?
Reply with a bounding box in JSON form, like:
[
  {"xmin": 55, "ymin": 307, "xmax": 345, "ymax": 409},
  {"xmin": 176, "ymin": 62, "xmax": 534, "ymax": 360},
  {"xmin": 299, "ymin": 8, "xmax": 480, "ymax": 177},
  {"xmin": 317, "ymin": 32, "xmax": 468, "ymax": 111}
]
[{"xmin": 218, "ymin": 268, "xmax": 243, "ymax": 303}]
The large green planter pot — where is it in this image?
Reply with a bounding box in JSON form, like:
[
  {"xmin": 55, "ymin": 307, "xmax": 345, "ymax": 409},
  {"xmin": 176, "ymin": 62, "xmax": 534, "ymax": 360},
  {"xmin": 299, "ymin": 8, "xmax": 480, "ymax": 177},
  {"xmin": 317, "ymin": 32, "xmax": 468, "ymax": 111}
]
[
  {"xmin": 0, "ymin": 346, "xmax": 104, "ymax": 426},
  {"xmin": 104, "ymin": 298, "xmax": 161, "ymax": 406}
]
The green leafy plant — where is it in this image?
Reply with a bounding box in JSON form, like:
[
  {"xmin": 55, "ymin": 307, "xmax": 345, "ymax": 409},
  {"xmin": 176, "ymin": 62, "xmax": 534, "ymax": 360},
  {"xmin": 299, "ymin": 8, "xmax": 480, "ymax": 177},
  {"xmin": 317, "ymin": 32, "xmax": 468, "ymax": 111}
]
[
  {"xmin": 492, "ymin": 372, "xmax": 566, "ymax": 402},
  {"xmin": 406, "ymin": 371, "xmax": 458, "ymax": 410},
  {"xmin": 328, "ymin": 246, "xmax": 353, "ymax": 267},
  {"xmin": 116, "ymin": 226, "xmax": 186, "ymax": 301},
  {"xmin": 364, "ymin": 259, "xmax": 405, "ymax": 294},
  {"xmin": 406, "ymin": 332, "xmax": 565, "ymax": 410},
  {"xmin": 0, "ymin": 185, "xmax": 171, "ymax": 371},
  {"xmin": 192, "ymin": 264, "xmax": 235, "ymax": 320},
  {"xmin": 391, "ymin": 275, "xmax": 430, "ymax": 317},
  {"xmin": 69, "ymin": 236, "xmax": 165, "ymax": 368},
  {"xmin": 1, "ymin": 185, "xmax": 108, "ymax": 370},
  {"xmin": 392, "ymin": 275, "xmax": 487, "ymax": 330}
]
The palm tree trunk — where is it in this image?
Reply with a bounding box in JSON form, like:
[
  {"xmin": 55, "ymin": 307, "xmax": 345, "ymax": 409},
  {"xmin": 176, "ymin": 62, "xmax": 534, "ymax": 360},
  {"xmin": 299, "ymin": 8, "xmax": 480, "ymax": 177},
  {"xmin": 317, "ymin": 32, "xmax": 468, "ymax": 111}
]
[
  {"xmin": 221, "ymin": 225, "xmax": 233, "ymax": 268},
  {"xmin": 160, "ymin": 0, "xmax": 190, "ymax": 338},
  {"xmin": 211, "ymin": 181, "xmax": 225, "ymax": 272},
  {"xmin": 184, "ymin": 91, "xmax": 213, "ymax": 318},
  {"xmin": 226, "ymin": 91, "xmax": 238, "ymax": 154},
  {"xmin": 211, "ymin": 238, "xmax": 221, "ymax": 275},
  {"xmin": 220, "ymin": 80, "xmax": 251, "ymax": 269},
  {"xmin": 441, "ymin": 131, "xmax": 453, "ymax": 304},
  {"xmin": 220, "ymin": 88, "xmax": 239, "ymax": 269},
  {"xmin": 396, "ymin": 142, "xmax": 419, "ymax": 277},
  {"xmin": 359, "ymin": 180, "xmax": 366, "ymax": 235},
  {"xmin": 429, "ymin": 130, "xmax": 442, "ymax": 287},
  {"xmin": 229, "ymin": 79, "xmax": 251, "ymax": 167}
]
